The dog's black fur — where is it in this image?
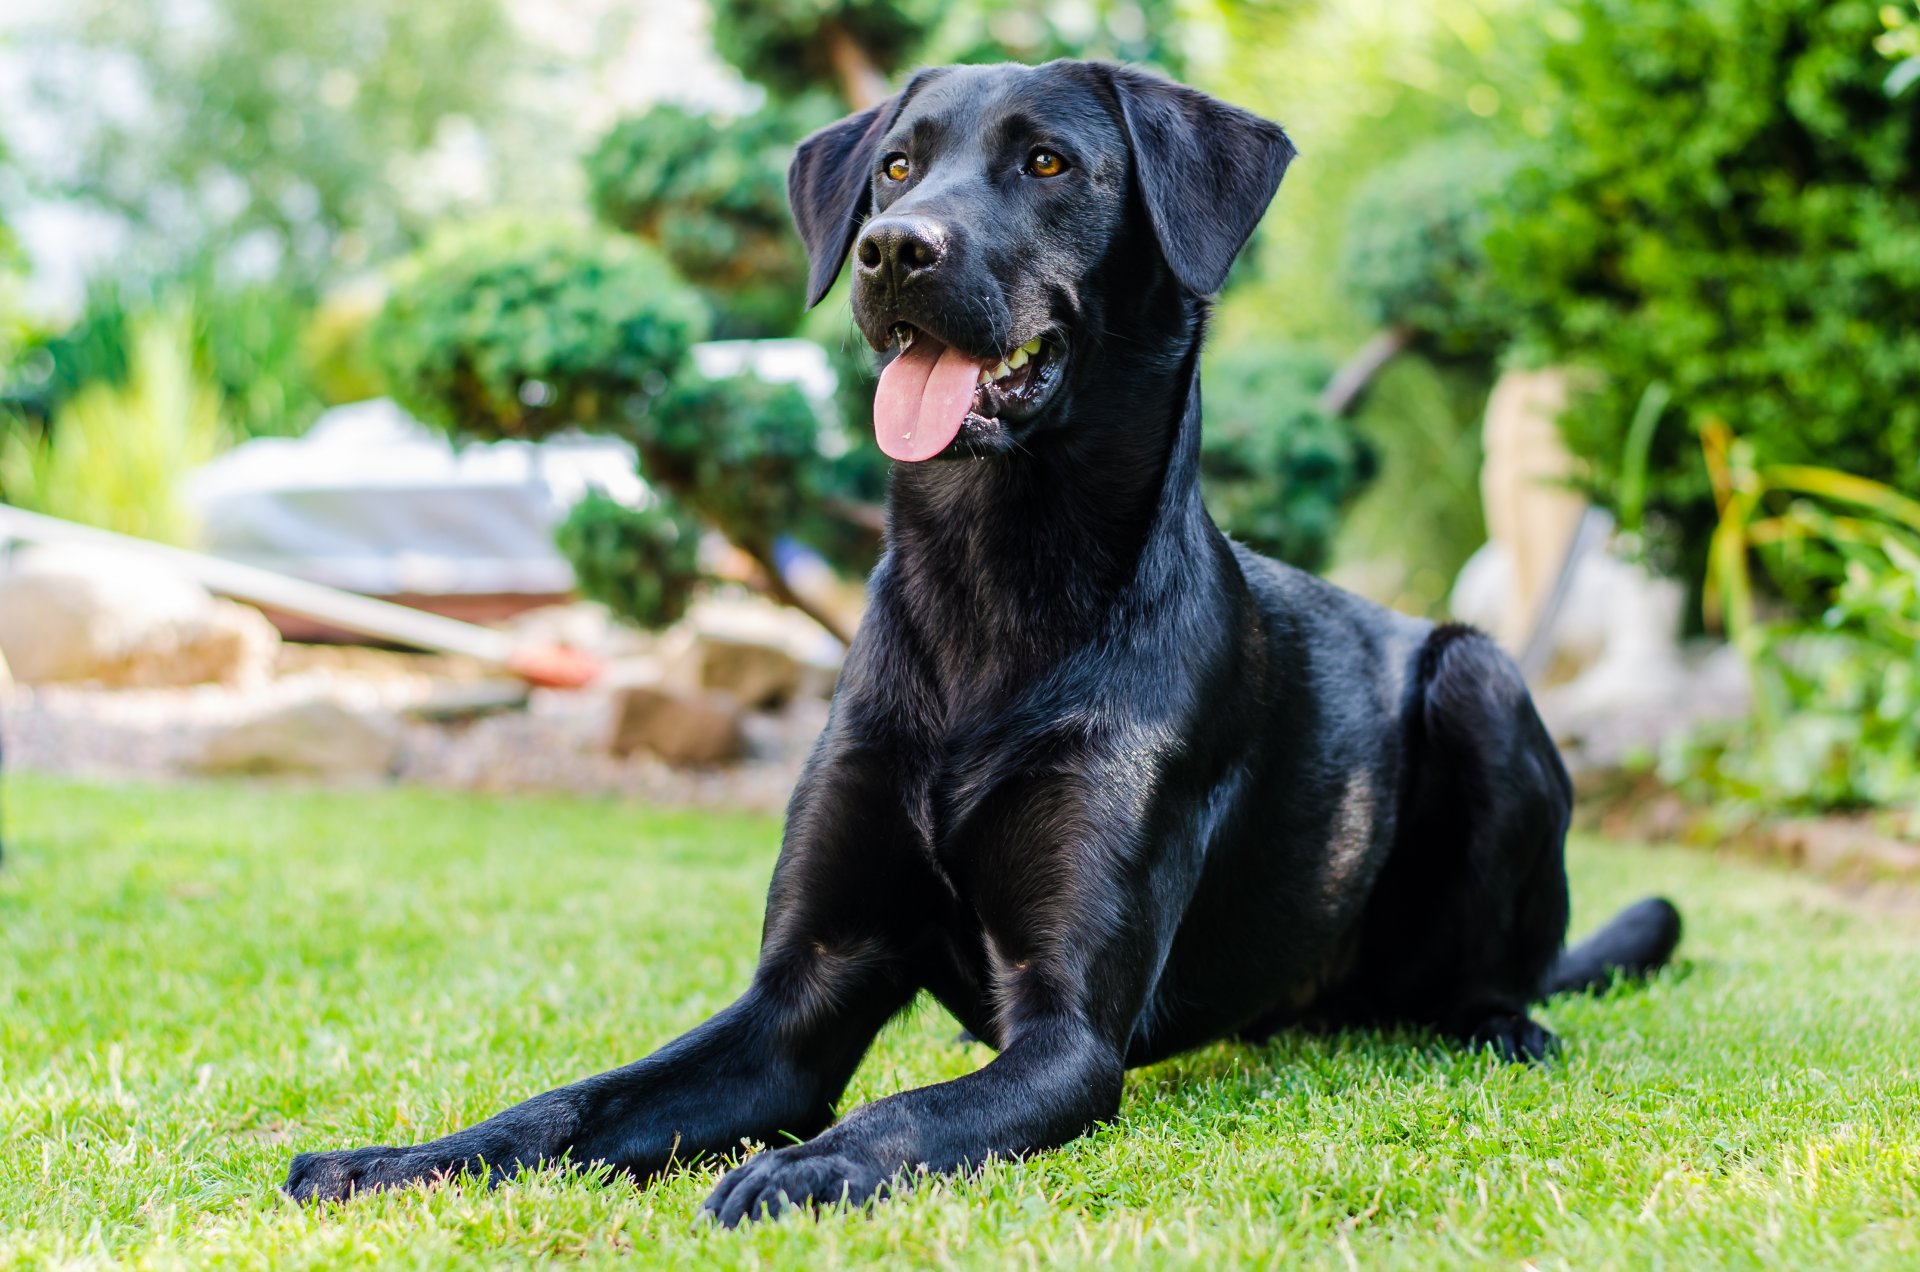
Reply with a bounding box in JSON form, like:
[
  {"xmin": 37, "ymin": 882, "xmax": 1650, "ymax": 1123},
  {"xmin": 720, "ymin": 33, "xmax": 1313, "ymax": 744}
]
[{"xmin": 286, "ymin": 61, "xmax": 1682, "ymax": 1220}]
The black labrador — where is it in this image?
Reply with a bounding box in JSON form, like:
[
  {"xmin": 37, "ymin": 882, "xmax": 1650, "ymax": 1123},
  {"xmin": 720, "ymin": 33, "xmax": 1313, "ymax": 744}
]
[{"xmin": 287, "ymin": 60, "xmax": 1682, "ymax": 1222}]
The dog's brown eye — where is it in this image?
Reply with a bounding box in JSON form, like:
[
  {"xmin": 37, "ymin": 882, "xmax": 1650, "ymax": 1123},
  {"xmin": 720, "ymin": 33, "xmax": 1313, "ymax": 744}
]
[
  {"xmin": 883, "ymin": 154, "xmax": 910, "ymax": 182},
  {"xmin": 1026, "ymin": 150, "xmax": 1066, "ymax": 178}
]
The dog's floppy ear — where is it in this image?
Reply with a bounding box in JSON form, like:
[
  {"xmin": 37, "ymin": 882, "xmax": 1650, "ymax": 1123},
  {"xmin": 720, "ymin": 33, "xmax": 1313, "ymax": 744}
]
[
  {"xmin": 787, "ymin": 73, "xmax": 940, "ymax": 309},
  {"xmin": 1100, "ymin": 65, "xmax": 1296, "ymax": 297}
]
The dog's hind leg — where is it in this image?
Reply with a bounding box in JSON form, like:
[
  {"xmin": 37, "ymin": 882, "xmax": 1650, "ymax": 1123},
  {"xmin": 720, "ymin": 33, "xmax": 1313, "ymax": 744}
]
[
  {"xmin": 1329, "ymin": 625, "xmax": 1574, "ymax": 1062},
  {"xmin": 286, "ymin": 755, "xmax": 942, "ymax": 1204}
]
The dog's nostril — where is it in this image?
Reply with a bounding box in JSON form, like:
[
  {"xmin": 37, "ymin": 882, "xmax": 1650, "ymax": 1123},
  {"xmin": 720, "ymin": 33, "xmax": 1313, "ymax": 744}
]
[
  {"xmin": 900, "ymin": 237, "xmax": 936, "ymax": 271},
  {"xmin": 857, "ymin": 236, "xmax": 882, "ymax": 271}
]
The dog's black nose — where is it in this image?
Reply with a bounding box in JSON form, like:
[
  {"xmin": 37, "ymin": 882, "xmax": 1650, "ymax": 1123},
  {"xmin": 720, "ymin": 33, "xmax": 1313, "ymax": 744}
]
[{"xmin": 856, "ymin": 216, "xmax": 946, "ymax": 290}]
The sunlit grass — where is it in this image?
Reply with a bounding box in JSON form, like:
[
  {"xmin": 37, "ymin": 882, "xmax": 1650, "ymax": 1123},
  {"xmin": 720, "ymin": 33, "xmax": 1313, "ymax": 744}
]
[{"xmin": 1, "ymin": 775, "xmax": 1916, "ymax": 1268}]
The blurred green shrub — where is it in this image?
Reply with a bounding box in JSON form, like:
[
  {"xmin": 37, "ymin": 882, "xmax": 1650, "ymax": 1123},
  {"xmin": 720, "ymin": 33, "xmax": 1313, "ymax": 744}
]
[
  {"xmin": 0, "ymin": 312, "xmax": 226, "ymax": 543},
  {"xmin": 634, "ymin": 370, "xmax": 880, "ymax": 581},
  {"xmin": 586, "ymin": 102, "xmax": 830, "ymax": 338},
  {"xmin": 1199, "ymin": 346, "xmax": 1377, "ymax": 572},
  {"xmin": 374, "ymin": 217, "xmax": 708, "ymax": 441},
  {"xmin": 20, "ymin": 276, "xmax": 326, "ymax": 438},
  {"xmin": 1485, "ymin": 0, "xmax": 1920, "ymax": 597},
  {"xmin": 1662, "ymin": 424, "xmax": 1920, "ymax": 818},
  {"xmin": 554, "ymin": 492, "xmax": 705, "ymax": 630},
  {"xmin": 710, "ymin": 0, "xmax": 942, "ymax": 103},
  {"xmin": 1339, "ymin": 135, "xmax": 1522, "ymax": 359}
]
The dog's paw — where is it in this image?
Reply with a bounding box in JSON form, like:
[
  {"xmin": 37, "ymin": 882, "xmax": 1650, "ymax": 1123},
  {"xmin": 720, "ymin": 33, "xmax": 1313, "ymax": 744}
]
[
  {"xmin": 284, "ymin": 1145, "xmax": 463, "ymax": 1204},
  {"xmin": 701, "ymin": 1142, "xmax": 892, "ymax": 1226},
  {"xmin": 1465, "ymin": 1012, "xmax": 1560, "ymax": 1064}
]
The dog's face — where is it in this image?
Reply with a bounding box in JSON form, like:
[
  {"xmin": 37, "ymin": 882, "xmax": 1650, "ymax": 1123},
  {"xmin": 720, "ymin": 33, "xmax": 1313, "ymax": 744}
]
[{"xmin": 789, "ymin": 61, "xmax": 1294, "ymax": 463}]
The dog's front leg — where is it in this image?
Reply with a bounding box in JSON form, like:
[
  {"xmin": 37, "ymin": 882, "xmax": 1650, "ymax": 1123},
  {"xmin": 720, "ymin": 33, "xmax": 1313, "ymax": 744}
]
[
  {"xmin": 703, "ymin": 1006, "xmax": 1125, "ymax": 1225},
  {"xmin": 704, "ymin": 758, "xmax": 1179, "ymax": 1225},
  {"xmin": 287, "ymin": 748, "xmax": 939, "ymax": 1205},
  {"xmin": 283, "ymin": 958, "xmax": 911, "ymax": 1204}
]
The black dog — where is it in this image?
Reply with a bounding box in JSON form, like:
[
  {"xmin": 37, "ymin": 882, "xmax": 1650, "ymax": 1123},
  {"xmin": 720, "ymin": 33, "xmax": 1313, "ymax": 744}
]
[{"xmin": 287, "ymin": 61, "xmax": 1681, "ymax": 1221}]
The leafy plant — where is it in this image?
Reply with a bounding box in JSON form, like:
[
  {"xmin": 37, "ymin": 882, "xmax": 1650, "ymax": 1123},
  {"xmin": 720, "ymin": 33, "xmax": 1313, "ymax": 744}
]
[
  {"xmin": 553, "ymin": 493, "xmax": 705, "ymax": 630},
  {"xmin": 1485, "ymin": 0, "xmax": 1920, "ymax": 599},
  {"xmin": 1339, "ymin": 135, "xmax": 1523, "ymax": 360},
  {"xmin": 0, "ymin": 312, "xmax": 226, "ymax": 544},
  {"xmin": 374, "ymin": 217, "xmax": 708, "ymax": 441},
  {"xmin": 1199, "ymin": 346, "xmax": 1377, "ymax": 572},
  {"xmin": 586, "ymin": 102, "xmax": 830, "ymax": 338},
  {"xmin": 1662, "ymin": 421, "xmax": 1920, "ymax": 817}
]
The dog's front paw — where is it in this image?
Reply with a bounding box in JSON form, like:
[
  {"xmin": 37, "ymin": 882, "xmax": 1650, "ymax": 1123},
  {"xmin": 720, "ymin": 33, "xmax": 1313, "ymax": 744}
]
[
  {"xmin": 702, "ymin": 1142, "xmax": 894, "ymax": 1226},
  {"xmin": 284, "ymin": 1145, "xmax": 463, "ymax": 1204}
]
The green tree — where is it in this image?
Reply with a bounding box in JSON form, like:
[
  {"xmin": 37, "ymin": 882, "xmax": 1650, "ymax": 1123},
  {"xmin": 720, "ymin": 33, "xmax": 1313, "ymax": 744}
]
[
  {"xmin": 586, "ymin": 100, "xmax": 835, "ymax": 339},
  {"xmin": 376, "ymin": 217, "xmax": 869, "ymax": 639},
  {"xmin": 1199, "ymin": 345, "xmax": 1376, "ymax": 572},
  {"xmin": 373, "ymin": 217, "xmax": 708, "ymax": 442},
  {"xmin": 1485, "ymin": 0, "xmax": 1920, "ymax": 595},
  {"xmin": 32, "ymin": 0, "xmax": 517, "ymax": 284}
]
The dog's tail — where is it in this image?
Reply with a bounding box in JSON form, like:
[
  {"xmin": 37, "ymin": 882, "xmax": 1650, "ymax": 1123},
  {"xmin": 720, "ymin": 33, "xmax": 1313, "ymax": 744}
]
[{"xmin": 1541, "ymin": 897, "xmax": 1683, "ymax": 997}]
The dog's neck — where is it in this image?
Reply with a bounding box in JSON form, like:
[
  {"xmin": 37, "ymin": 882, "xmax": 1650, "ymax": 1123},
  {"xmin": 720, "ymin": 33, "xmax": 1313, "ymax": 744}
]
[{"xmin": 880, "ymin": 294, "xmax": 1211, "ymax": 688}]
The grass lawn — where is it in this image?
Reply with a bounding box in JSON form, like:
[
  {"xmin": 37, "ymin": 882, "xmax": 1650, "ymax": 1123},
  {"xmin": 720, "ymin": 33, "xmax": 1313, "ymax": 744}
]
[{"xmin": 1, "ymin": 775, "xmax": 1917, "ymax": 1269}]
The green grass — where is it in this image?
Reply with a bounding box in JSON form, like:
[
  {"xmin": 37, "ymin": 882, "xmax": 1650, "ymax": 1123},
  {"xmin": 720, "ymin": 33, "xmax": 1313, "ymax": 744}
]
[{"xmin": 1, "ymin": 776, "xmax": 1917, "ymax": 1269}]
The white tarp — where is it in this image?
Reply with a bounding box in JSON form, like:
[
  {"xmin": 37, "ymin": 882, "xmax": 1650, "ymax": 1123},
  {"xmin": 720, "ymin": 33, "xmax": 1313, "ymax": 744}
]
[{"xmin": 185, "ymin": 398, "xmax": 644, "ymax": 596}]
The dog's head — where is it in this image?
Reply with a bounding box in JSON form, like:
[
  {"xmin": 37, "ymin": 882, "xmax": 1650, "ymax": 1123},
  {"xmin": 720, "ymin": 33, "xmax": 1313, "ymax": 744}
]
[{"xmin": 788, "ymin": 61, "xmax": 1294, "ymax": 463}]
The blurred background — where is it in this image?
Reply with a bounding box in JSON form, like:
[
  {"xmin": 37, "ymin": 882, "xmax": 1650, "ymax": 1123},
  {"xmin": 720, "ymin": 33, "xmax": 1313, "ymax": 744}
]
[{"xmin": 0, "ymin": 0, "xmax": 1916, "ymax": 860}]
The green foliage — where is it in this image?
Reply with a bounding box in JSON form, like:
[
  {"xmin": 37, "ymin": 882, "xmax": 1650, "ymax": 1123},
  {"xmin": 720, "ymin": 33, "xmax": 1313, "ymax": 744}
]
[
  {"xmin": 0, "ymin": 312, "xmax": 226, "ymax": 544},
  {"xmin": 1339, "ymin": 135, "xmax": 1522, "ymax": 357},
  {"xmin": 38, "ymin": 0, "xmax": 519, "ymax": 283},
  {"xmin": 1331, "ymin": 355, "xmax": 1493, "ymax": 616},
  {"xmin": 553, "ymin": 493, "xmax": 705, "ymax": 630},
  {"xmin": 1484, "ymin": 0, "xmax": 1920, "ymax": 595},
  {"xmin": 586, "ymin": 101, "xmax": 831, "ymax": 338},
  {"xmin": 374, "ymin": 218, "xmax": 708, "ymax": 442},
  {"xmin": 1663, "ymin": 429, "xmax": 1920, "ymax": 817},
  {"xmin": 18, "ymin": 276, "xmax": 327, "ymax": 438},
  {"xmin": 934, "ymin": 0, "xmax": 1188, "ymax": 75},
  {"xmin": 1882, "ymin": 1, "xmax": 1920, "ymax": 95},
  {"xmin": 1198, "ymin": 346, "xmax": 1376, "ymax": 572},
  {"xmin": 633, "ymin": 370, "xmax": 877, "ymax": 576},
  {"xmin": 710, "ymin": 0, "xmax": 944, "ymax": 103}
]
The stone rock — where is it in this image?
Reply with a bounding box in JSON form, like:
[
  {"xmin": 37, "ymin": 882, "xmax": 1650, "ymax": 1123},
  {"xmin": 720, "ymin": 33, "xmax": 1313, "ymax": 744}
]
[
  {"xmin": 607, "ymin": 684, "xmax": 748, "ymax": 767},
  {"xmin": 660, "ymin": 630, "xmax": 802, "ymax": 711},
  {"xmin": 0, "ymin": 545, "xmax": 279, "ymax": 687},
  {"xmin": 197, "ymin": 698, "xmax": 401, "ymax": 779}
]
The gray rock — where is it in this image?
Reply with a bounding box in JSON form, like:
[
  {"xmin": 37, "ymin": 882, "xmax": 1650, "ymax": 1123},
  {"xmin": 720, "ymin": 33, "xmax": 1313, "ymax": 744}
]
[
  {"xmin": 197, "ymin": 698, "xmax": 401, "ymax": 779},
  {"xmin": 607, "ymin": 684, "xmax": 748, "ymax": 767},
  {"xmin": 0, "ymin": 545, "xmax": 278, "ymax": 687}
]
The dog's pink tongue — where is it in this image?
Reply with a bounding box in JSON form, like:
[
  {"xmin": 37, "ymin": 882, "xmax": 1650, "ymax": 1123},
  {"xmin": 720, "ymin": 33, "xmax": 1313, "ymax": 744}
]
[{"xmin": 873, "ymin": 338, "xmax": 982, "ymax": 462}]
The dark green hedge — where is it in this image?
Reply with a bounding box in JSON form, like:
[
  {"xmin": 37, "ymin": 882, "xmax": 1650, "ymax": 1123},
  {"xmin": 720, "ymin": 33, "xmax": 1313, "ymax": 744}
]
[
  {"xmin": 1485, "ymin": 0, "xmax": 1920, "ymax": 585},
  {"xmin": 374, "ymin": 217, "xmax": 707, "ymax": 441}
]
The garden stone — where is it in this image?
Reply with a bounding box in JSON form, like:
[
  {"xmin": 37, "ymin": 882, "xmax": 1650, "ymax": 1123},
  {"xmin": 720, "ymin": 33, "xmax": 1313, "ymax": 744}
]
[
  {"xmin": 660, "ymin": 630, "xmax": 802, "ymax": 711},
  {"xmin": 197, "ymin": 699, "xmax": 401, "ymax": 779},
  {"xmin": 0, "ymin": 545, "xmax": 279, "ymax": 688},
  {"xmin": 607, "ymin": 684, "xmax": 748, "ymax": 766}
]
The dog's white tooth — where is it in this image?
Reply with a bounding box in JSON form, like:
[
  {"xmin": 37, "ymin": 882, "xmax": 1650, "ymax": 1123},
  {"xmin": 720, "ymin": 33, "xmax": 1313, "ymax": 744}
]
[
  {"xmin": 1021, "ymin": 337, "xmax": 1043, "ymax": 356},
  {"xmin": 978, "ymin": 368, "xmax": 991, "ymax": 386},
  {"xmin": 993, "ymin": 360, "xmax": 1012, "ymax": 381},
  {"xmin": 1008, "ymin": 347, "xmax": 1030, "ymax": 371}
]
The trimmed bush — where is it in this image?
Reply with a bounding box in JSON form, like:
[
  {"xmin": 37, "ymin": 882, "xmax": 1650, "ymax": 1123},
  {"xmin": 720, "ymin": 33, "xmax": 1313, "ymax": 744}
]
[
  {"xmin": 374, "ymin": 217, "xmax": 707, "ymax": 441},
  {"xmin": 554, "ymin": 493, "xmax": 705, "ymax": 630},
  {"xmin": 709, "ymin": 0, "xmax": 942, "ymax": 102},
  {"xmin": 1485, "ymin": 0, "xmax": 1920, "ymax": 590},
  {"xmin": 1200, "ymin": 346, "xmax": 1377, "ymax": 571},
  {"xmin": 586, "ymin": 102, "xmax": 831, "ymax": 338},
  {"xmin": 1339, "ymin": 135, "xmax": 1522, "ymax": 358}
]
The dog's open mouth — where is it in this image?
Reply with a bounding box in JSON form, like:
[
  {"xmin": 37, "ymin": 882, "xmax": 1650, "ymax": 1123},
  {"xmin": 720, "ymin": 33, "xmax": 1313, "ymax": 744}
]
[{"xmin": 873, "ymin": 323, "xmax": 1067, "ymax": 462}]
